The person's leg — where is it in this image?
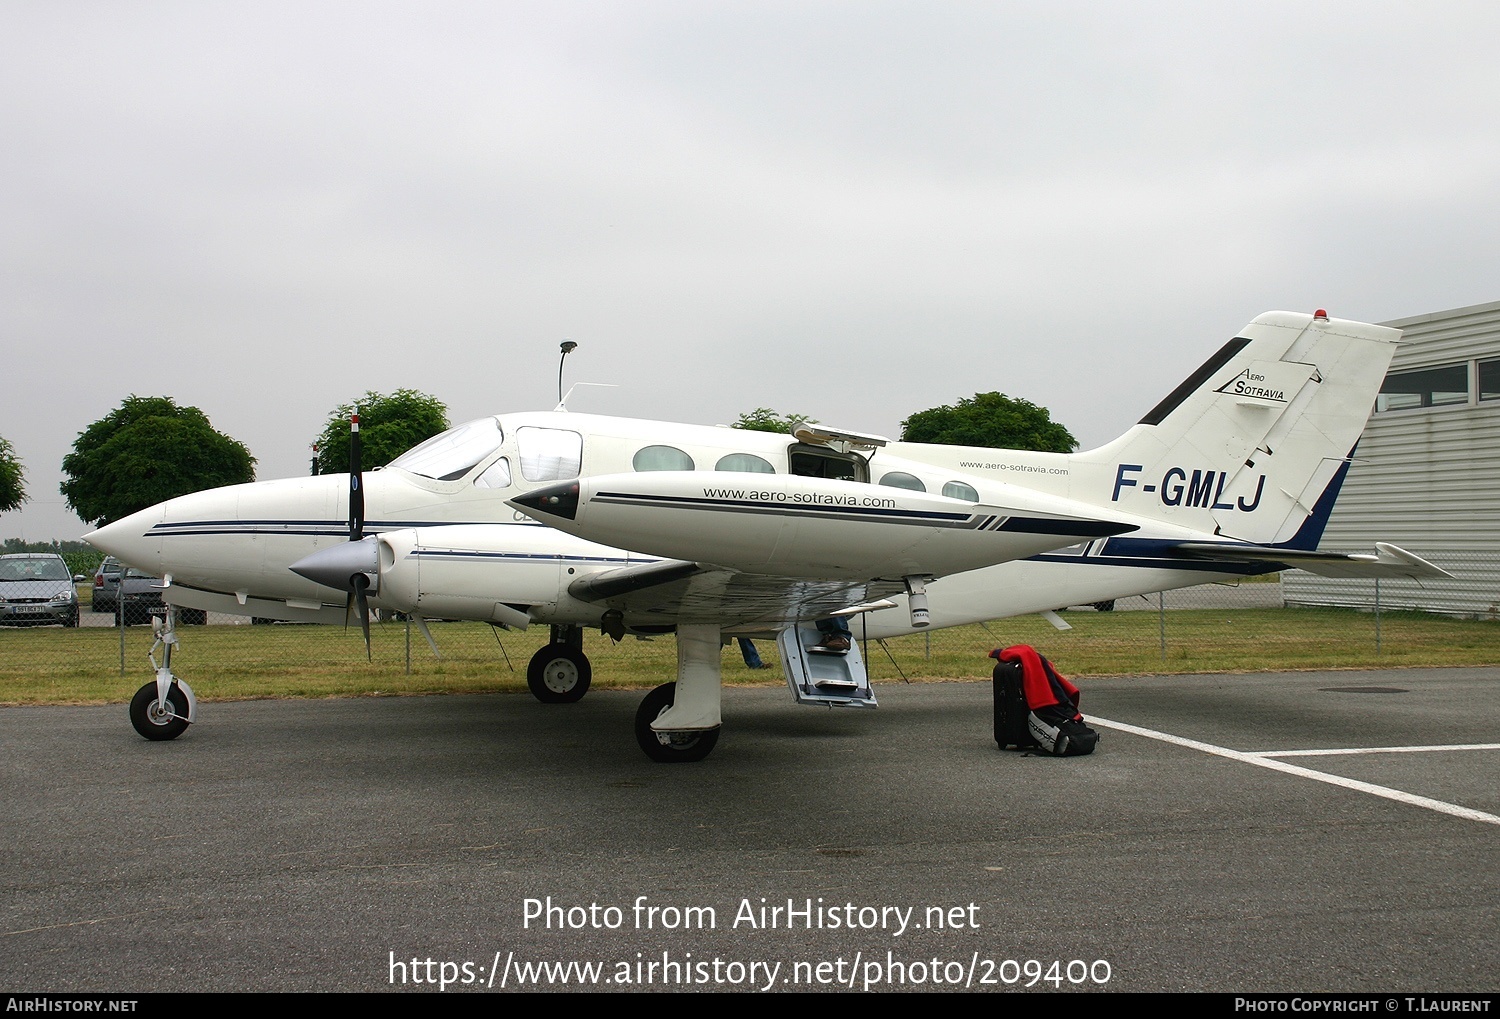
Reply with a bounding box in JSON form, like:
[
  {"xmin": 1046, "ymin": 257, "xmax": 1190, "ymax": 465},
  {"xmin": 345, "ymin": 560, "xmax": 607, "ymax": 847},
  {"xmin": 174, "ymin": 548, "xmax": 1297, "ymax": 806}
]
[
  {"xmin": 737, "ymin": 637, "xmax": 765, "ymax": 669},
  {"xmin": 809, "ymin": 617, "xmax": 851, "ymax": 654}
]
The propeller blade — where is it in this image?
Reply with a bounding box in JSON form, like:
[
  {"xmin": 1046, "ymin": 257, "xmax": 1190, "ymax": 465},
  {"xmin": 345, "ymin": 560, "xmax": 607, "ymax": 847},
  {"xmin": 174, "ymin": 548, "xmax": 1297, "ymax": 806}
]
[
  {"xmin": 349, "ymin": 411, "xmax": 364, "ymax": 542},
  {"xmin": 352, "ymin": 573, "xmax": 371, "ymax": 660}
]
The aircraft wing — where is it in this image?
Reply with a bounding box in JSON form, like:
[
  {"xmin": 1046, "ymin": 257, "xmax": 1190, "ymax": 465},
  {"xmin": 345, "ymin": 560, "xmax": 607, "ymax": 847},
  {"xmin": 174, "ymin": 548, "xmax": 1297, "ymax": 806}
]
[
  {"xmin": 1170, "ymin": 541, "xmax": 1451, "ymax": 580},
  {"xmin": 568, "ymin": 558, "xmax": 904, "ymax": 632},
  {"xmin": 510, "ymin": 471, "xmax": 1138, "ymax": 581}
]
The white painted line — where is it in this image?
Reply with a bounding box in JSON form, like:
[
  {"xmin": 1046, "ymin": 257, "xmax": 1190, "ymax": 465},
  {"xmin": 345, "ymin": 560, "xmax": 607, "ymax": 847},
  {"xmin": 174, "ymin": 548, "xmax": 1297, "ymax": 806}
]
[
  {"xmin": 1090, "ymin": 716, "xmax": 1500, "ymax": 827},
  {"xmin": 1251, "ymin": 743, "xmax": 1500, "ymax": 758}
]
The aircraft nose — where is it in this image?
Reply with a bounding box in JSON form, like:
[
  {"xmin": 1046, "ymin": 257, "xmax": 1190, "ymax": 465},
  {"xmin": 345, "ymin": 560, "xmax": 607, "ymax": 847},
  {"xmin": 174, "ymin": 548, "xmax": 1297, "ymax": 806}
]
[{"xmin": 85, "ymin": 505, "xmax": 166, "ymax": 572}]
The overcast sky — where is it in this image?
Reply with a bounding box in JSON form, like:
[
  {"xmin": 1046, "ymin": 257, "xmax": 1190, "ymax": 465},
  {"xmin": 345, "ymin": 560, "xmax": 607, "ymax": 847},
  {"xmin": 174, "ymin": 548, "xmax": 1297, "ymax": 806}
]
[{"xmin": 5, "ymin": 1, "xmax": 1500, "ymax": 540}]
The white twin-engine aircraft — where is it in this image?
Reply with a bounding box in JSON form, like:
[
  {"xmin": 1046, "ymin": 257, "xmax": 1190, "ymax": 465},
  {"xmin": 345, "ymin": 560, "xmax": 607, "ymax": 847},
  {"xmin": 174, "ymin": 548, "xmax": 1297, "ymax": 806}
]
[{"xmin": 88, "ymin": 310, "xmax": 1447, "ymax": 761}]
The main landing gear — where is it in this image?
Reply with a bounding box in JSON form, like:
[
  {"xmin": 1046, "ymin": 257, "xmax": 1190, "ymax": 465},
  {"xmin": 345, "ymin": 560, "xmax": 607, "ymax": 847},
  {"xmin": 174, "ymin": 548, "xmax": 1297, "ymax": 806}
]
[
  {"xmin": 527, "ymin": 622, "xmax": 723, "ymax": 762},
  {"xmin": 634, "ymin": 623, "xmax": 723, "ymax": 763},
  {"xmin": 526, "ymin": 624, "xmax": 592, "ymax": 703}
]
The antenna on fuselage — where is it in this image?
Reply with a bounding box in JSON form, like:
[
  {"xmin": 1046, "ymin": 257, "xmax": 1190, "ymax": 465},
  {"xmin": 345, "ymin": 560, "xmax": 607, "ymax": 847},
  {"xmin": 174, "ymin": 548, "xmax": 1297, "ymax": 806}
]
[{"xmin": 557, "ymin": 340, "xmax": 577, "ymax": 405}]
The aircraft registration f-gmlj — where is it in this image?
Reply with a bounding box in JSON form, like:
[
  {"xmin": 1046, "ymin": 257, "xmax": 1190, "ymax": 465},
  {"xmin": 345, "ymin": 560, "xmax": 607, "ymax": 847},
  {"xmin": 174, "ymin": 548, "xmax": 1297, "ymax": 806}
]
[{"xmin": 87, "ymin": 310, "xmax": 1448, "ymax": 762}]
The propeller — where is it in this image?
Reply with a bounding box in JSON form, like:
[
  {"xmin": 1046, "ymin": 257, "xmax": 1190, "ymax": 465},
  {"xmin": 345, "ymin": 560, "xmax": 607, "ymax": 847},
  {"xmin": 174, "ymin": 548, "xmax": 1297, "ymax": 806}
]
[{"xmin": 346, "ymin": 411, "xmax": 371, "ymax": 658}]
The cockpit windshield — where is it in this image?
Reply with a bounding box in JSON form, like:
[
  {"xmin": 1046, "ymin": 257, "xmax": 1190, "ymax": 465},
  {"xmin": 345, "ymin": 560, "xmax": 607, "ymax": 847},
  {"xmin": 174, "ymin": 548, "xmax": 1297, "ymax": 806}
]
[{"xmin": 387, "ymin": 418, "xmax": 504, "ymax": 481}]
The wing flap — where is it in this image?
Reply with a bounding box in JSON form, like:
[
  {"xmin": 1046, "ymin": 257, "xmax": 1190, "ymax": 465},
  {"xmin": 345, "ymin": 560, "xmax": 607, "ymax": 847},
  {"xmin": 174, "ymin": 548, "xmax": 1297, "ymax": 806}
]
[{"xmin": 568, "ymin": 558, "xmax": 903, "ymax": 628}]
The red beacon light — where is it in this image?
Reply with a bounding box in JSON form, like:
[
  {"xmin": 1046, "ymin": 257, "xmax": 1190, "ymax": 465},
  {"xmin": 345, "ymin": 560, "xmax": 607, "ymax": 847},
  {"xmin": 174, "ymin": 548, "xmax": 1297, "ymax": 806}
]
[{"xmin": 1313, "ymin": 309, "xmax": 1329, "ymax": 321}]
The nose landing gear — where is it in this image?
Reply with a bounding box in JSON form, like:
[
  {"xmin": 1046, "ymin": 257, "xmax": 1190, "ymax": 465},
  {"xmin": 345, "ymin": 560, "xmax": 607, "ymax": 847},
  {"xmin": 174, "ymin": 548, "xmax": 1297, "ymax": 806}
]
[{"xmin": 128, "ymin": 609, "xmax": 197, "ymax": 741}]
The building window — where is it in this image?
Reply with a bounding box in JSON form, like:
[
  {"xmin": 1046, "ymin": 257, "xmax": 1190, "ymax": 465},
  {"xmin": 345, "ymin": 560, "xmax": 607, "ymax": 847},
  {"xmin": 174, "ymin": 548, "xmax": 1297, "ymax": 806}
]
[
  {"xmin": 1479, "ymin": 360, "xmax": 1500, "ymax": 402},
  {"xmin": 1375, "ymin": 364, "xmax": 1469, "ymax": 412}
]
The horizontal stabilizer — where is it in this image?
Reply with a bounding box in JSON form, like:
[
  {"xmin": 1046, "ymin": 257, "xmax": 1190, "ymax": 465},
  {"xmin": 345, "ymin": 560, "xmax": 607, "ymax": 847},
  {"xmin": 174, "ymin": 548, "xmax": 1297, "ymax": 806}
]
[{"xmin": 1171, "ymin": 541, "xmax": 1451, "ymax": 580}]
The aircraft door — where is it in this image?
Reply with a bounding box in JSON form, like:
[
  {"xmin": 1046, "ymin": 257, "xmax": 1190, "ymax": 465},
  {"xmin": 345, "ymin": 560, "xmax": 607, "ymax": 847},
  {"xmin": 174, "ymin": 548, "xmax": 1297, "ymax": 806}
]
[
  {"xmin": 787, "ymin": 444, "xmax": 869, "ymax": 483},
  {"xmin": 777, "ymin": 624, "xmax": 877, "ymax": 708}
]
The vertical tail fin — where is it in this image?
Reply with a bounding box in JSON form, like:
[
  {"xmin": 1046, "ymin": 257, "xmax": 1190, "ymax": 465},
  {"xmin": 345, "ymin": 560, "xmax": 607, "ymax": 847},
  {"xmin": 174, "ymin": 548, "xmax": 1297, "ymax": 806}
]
[{"xmin": 1085, "ymin": 311, "xmax": 1398, "ymax": 547}]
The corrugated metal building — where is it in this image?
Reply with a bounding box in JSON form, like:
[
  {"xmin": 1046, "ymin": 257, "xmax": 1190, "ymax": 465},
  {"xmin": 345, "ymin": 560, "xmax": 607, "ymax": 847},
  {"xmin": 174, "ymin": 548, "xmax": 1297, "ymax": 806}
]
[{"xmin": 1282, "ymin": 299, "xmax": 1500, "ymax": 617}]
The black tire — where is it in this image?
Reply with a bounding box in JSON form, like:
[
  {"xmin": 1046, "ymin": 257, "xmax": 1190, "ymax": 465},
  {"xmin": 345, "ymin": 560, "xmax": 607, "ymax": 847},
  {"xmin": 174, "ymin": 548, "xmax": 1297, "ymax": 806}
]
[
  {"xmin": 62, "ymin": 606, "xmax": 79, "ymax": 628},
  {"xmin": 1092, "ymin": 600, "xmax": 1116, "ymax": 612},
  {"xmin": 634, "ymin": 682, "xmax": 720, "ymax": 763},
  {"xmin": 526, "ymin": 644, "xmax": 592, "ymax": 703},
  {"xmin": 179, "ymin": 608, "xmax": 208, "ymax": 626},
  {"xmin": 129, "ymin": 682, "xmax": 190, "ymax": 741}
]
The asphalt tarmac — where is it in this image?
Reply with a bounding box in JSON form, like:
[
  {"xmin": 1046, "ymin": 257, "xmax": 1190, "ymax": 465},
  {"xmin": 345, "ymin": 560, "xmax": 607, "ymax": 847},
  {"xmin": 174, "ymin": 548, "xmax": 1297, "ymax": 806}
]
[{"xmin": 2, "ymin": 667, "xmax": 1496, "ymax": 994}]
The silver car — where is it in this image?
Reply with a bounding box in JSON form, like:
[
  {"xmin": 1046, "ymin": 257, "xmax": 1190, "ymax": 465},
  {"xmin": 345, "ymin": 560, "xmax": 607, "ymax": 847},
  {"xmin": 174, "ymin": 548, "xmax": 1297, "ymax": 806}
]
[
  {"xmin": 92, "ymin": 555, "xmax": 123, "ymax": 614},
  {"xmin": 0, "ymin": 553, "xmax": 80, "ymax": 627}
]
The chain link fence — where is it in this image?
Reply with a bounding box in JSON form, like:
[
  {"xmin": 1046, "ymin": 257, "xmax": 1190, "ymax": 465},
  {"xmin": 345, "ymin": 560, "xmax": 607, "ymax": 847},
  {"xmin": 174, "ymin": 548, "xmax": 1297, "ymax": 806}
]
[{"xmin": 4, "ymin": 551, "xmax": 1490, "ymax": 707}]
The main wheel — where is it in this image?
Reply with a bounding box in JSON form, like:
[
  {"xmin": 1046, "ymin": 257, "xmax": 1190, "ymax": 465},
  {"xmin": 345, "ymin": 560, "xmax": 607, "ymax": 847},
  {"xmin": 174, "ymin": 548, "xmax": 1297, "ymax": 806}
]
[
  {"xmin": 634, "ymin": 682, "xmax": 720, "ymax": 763},
  {"xmin": 526, "ymin": 644, "xmax": 592, "ymax": 703},
  {"xmin": 129, "ymin": 682, "xmax": 191, "ymax": 741}
]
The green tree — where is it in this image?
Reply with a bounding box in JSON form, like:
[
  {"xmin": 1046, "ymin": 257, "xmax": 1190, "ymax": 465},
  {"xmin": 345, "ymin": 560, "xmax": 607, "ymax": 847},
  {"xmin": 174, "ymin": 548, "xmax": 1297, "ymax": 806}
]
[
  {"xmin": 900, "ymin": 392, "xmax": 1077, "ymax": 452},
  {"xmin": 0, "ymin": 436, "xmax": 25, "ymax": 512},
  {"xmin": 312, "ymin": 389, "xmax": 449, "ymax": 476},
  {"xmin": 730, "ymin": 408, "xmax": 818, "ymax": 435},
  {"xmin": 60, "ymin": 396, "xmax": 256, "ymax": 528}
]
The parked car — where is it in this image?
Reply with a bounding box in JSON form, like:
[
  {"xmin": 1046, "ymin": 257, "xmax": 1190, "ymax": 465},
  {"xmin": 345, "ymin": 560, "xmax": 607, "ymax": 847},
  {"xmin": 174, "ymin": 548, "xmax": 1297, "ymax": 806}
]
[
  {"xmin": 92, "ymin": 555, "xmax": 124, "ymax": 613},
  {"xmin": 0, "ymin": 553, "xmax": 81, "ymax": 627},
  {"xmin": 115, "ymin": 567, "xmax": 207, "ymax": 626}
]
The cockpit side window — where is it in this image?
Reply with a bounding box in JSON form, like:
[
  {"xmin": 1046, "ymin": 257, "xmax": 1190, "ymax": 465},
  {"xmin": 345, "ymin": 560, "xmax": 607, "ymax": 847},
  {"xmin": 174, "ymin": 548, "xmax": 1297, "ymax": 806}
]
[
  {"xmin": 474, "ymin": 457, "xmax": 512, "ymax": 490},
  {"xmin": 942, "ymin": 481, "xmax": 979, "ymax": 502},
  {"xmin": 518, "ymin": 427, "xmax": 583, "ymax": 482},
  {"xmin": 388, "ymin": 418, "xmax": 504, "ymax": 481}
]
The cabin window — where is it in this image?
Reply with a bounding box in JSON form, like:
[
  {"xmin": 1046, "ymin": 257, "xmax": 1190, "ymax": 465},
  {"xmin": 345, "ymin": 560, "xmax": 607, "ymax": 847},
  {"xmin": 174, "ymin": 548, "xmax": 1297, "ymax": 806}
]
[
  {"xmin": 473, "ymin": 457, "xmax": 512, "ymax": 490},
  {"xmin": 942, "ymin": 481, "xmax": 979, "ymax": 502},
  {"xmin": 879, "ymin": 472, "xmax": 925, "ymax": 492},
  {"xmin": 388, "ymin": 417, "xmax": 504, "ymax": 481},
  {"xmin": 715, "ymin": 453, "xmax": 775, "ymax": 474},
  {"xmin": 632, "ymin": 445, "xmax": 695, "ymax": 472},
  {"xmin": 517, "ymin": 427, "xmax": 583, "ymax": 482},
  {"xmin": 1375, "ymin": 364, "xmax": 1469, "ymax": 412}
]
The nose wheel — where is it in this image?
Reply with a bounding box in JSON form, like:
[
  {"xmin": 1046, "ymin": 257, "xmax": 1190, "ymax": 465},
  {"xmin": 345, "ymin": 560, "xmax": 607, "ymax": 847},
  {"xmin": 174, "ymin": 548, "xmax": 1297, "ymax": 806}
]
[{"xmin": 129, "ymin": 681, "xmax": 191, "ymax": 740}]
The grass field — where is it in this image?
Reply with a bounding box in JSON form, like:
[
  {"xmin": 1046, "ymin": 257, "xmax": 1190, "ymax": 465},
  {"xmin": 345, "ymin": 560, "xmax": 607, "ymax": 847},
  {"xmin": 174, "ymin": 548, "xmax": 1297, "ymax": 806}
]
[{"xmin": 3, "ymin": 605, "xmax": 1498, "ymax": 706}]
